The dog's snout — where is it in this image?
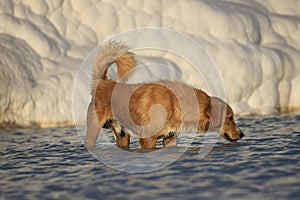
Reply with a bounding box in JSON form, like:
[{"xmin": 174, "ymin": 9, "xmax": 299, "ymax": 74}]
[{"xmin": 239, "ymin": 131, "xmax": 244, "ymax": 138}]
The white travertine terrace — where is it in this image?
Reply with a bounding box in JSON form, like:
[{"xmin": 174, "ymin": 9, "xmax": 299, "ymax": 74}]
[{"xmin": 0, "ymin": 0, "xmax": 299, "ymax": 127}]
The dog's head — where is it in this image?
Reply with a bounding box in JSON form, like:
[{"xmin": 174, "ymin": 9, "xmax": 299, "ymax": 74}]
[{"xmin": 206, "ymin": 97, "xmax": 244, "ymax": 142}]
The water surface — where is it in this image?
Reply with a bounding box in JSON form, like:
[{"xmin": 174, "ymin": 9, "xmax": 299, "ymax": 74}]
[{"xmin": 1, "ymin": 115, "xmax": 300, "ymax": 199}]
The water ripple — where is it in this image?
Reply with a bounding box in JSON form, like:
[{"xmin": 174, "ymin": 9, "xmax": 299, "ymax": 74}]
[{"xmin": 1, "ymin": 115, "xmax": 300, "ymax": 199}]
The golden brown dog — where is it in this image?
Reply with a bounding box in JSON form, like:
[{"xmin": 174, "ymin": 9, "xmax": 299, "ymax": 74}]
[{"xmin": 84, "ymin": 41, "xmax": 244, "ymax": 149}]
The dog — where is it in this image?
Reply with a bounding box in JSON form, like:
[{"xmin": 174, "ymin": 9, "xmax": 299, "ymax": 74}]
[{"xmin": 84, "ymin": 41, "xmax": 244, "ymax": 149}]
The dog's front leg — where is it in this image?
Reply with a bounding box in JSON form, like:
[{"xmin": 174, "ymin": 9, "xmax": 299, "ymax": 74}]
[
  {"xmin": 84, "ymin": 101, "xmax": 101, "ymax": 148},
  {"xmin": 163, "ymin": 134, "xmax": 177, "ymax": 147},
  {"xmin": 138, "ymin": 136, "xmax": 157, "ymax": 149}
]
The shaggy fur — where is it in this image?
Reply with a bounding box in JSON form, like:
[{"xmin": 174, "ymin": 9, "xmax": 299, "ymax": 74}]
[{"xmin": 84, "ymin": 41, "xmax": 244, "ymax": 149}]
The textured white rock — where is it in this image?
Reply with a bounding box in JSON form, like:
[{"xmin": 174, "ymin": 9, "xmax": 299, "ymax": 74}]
[{"xmin": 0, "ymin": 0, "xmax": 300, "ymax": 127}]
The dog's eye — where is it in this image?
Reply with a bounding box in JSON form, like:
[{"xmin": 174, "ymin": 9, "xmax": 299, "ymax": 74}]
[{"xmin": 229, "ymin": 116, "xmax": 234, "ymax": 121}]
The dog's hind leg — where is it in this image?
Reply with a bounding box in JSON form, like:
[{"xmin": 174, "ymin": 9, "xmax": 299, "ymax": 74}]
[
  {"xmin": 115, "ymin": 129, "xmax": 130, "ymax": 148},
  {"xmin": 84, "ymin": 102, "xmax": 103, "ymax": 148},
  {"xmin": 109, "ymin": 120, "xmax": 130, "ymax": 148}
]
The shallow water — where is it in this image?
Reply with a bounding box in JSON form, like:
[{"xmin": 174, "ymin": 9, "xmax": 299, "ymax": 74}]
[{"xmin": 1, "ymin": 115, "xmax": 300, "ymax": 200}]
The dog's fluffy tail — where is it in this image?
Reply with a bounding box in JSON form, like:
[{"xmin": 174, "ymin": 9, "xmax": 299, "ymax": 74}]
[{"xmin": 90, "ymin": 41, "xmax": 136, "ymax": 95}]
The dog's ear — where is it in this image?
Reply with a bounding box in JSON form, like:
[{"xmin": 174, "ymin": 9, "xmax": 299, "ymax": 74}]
[{"xmin": 205, "ymin": 97, "xmax": 226, "ymax": 129}]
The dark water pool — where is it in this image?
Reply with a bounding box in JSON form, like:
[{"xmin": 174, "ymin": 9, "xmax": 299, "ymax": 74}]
[{"xmin": 1, "ymin": 115, "xmax": 300, "ymax": 199}]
